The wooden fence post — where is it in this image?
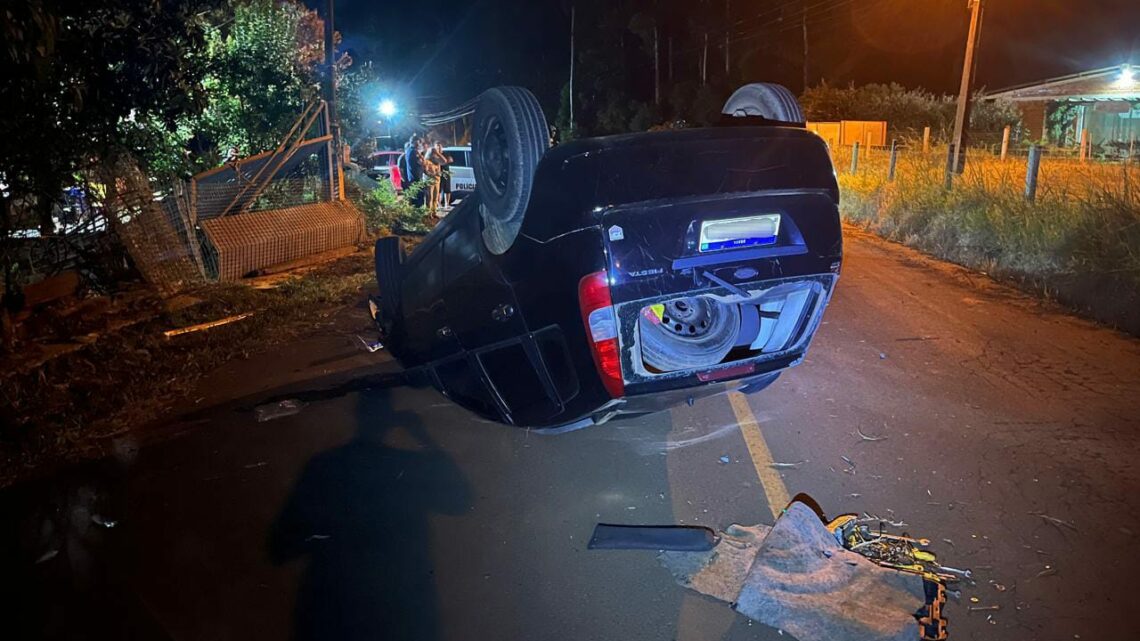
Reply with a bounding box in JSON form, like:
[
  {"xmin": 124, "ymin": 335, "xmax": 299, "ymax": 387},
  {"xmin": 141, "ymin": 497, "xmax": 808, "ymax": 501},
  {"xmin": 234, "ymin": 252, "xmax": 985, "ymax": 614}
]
[
  {"xmin": 1025, "ymin": 144, "xmax": 1042, "ymax": 202},
  {"xmin": 1000, "ymin": 125, "xmax": 1011, "ymax": 161},
  {"xmin": 922, "ymin": 126, "xmax": 931, "ymax": 154},
  {"xmin": 850, "ymin": 142, "xmax": 860, "ymax": 174},
  {"xmin": 944, "ymin": 143, "xmax": 955, "ymax": 190},
  {"xmin": 1079, "ymin": 128, "xmax": 1089, "ymax": 162},
  {"xmin": 888, "ymin": 139, "xmax": 898, "ymax": 182}
]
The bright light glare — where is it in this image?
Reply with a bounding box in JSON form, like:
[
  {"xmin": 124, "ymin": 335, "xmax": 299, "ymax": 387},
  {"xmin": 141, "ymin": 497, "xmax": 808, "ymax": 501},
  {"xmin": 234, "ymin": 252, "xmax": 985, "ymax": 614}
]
[
  {"xmin": 1115, "ymin": 64, "xmax": 1135, "ymax": 88},
  {"xmin": 379, "ymin": 99, "xmax": 397, "ymax": 117}
]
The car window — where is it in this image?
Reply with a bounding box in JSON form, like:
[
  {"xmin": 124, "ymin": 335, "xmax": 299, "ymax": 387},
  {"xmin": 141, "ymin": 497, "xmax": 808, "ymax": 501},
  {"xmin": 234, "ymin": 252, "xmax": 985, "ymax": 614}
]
[{"xmin": 442, "ymin": 228, "xmax": 481, "ymax": 286}]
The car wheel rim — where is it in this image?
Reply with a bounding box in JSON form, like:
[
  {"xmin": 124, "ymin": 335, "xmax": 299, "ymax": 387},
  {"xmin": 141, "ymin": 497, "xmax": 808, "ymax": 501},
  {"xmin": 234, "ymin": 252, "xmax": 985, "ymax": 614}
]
[
  {"xmin": 479, "ymin": 116, "xmax": 510, "ymax": 198},
  {"xmin": 657, "ymin": 297, "xmax": 716, "ymax": 340}
]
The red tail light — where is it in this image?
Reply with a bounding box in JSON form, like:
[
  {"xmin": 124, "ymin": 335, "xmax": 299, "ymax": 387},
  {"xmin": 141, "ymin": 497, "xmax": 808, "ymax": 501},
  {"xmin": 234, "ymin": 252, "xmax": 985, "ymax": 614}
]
[{"xmin": 578, "ymin": 271, "xmax": 625, "ymax": 398}]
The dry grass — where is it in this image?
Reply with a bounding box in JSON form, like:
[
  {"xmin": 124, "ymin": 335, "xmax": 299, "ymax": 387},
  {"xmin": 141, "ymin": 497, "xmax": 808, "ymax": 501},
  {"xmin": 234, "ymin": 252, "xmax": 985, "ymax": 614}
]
[{"xmin": 836, "ymin": 146, "xmax": 1140, "ymax": 333}]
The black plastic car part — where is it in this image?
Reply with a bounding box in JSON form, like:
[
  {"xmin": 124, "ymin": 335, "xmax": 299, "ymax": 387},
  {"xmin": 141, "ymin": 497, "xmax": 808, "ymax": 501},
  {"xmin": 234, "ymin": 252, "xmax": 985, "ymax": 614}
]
[{"xmin": 471, "ymin": 86, "xmax": 549, "ymax": 255}]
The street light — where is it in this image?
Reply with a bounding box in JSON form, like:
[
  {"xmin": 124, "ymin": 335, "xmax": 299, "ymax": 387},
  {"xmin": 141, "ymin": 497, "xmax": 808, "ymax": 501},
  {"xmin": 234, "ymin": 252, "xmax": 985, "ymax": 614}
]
[
  {"xmin": 379, "ymin": 99, "xmax": 398, "ymax": 117},
  {"xmin": 1115, "ymin": 64, "xmax": 1136, "ymax": 88}
]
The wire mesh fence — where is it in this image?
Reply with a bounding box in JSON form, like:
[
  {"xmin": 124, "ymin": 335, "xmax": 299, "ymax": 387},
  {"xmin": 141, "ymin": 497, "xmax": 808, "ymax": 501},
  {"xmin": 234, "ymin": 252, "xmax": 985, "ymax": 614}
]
[{"xmin": 4, "ymin": 101, "xmax": 365, "ymax": 296}]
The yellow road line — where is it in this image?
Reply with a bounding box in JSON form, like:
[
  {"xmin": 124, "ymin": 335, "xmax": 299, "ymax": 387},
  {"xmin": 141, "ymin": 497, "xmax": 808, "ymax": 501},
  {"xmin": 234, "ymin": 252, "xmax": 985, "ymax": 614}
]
[{"xmin": 727, "ymin": 392, "xmax": 791, "ymax": 518}]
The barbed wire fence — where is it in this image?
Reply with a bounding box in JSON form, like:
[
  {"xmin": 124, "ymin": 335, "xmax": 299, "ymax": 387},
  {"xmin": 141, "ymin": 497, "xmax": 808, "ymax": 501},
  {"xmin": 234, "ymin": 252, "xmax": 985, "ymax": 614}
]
[{"xmin": 832, "ymin": 126, "xmax": 1138, "ymax": 205}]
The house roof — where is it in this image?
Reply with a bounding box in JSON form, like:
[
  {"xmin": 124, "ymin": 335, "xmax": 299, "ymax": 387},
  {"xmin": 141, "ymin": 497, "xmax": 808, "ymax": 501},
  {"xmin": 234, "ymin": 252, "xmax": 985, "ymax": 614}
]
[{"xmin": 986, "ymin": 65, "xmax": 1140, "ymax": 103}]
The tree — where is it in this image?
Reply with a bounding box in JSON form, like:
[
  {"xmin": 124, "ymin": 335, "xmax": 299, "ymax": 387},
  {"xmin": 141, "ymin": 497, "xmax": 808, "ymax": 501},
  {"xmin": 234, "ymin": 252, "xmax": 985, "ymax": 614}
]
[
  {"xmin": 135, "ymin": 0, "xmax": 327, "ymax": 176},
  {"xmin": 1, "ymin": 0, "xmax": 220, "ymax": 235},
  {"xmin": 800, "ymin": 82, "xmax": 1022, "ymax": 140}
]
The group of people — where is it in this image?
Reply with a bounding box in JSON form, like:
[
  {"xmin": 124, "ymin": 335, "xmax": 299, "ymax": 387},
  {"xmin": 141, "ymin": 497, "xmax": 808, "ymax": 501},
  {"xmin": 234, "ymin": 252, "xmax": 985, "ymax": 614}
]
[{"xmin": 401, "ymin": 135, "xmax": 453, "ymax": 215}]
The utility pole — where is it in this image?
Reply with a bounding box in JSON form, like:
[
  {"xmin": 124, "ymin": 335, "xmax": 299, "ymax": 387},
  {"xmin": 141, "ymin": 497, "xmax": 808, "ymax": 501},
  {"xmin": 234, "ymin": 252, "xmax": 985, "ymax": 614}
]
[
  {"xmin": 950, "ymin": 0, "xmax": 984, "ymax": 176},
  {"xmin": 701, "ymin": 32, "xmax": 708, "ymax": 85},
  {"xmin": 569, "ymin": 4, "xmax": 575, "ymax": 131},
  {"xmin": 802, "ymin": 2, "xmax": 809, "ymax": 92},
  {"xmin": 324, "ymin": 0, "xmax": 343, "ymax": 200},
  {"xmin": 724, "ymin": 0, "xmax": 730, "ymax": 77},
  {"xmin": 654, "ymin": 23, "xmax": 660, "ymax": 105}
]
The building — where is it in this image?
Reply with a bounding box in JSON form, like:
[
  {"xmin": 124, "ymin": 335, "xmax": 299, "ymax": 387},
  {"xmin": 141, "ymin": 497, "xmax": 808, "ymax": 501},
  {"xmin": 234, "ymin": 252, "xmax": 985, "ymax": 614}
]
[{"xmin": 987, "ymin": 64, "xmax": 1140, "ymax": 151}]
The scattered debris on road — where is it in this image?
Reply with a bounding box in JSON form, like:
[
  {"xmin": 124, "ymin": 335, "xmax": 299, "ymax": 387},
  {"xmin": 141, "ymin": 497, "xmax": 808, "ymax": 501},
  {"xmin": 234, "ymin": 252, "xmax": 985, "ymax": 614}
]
[
  {"xmin": 1029, "ymin": 511, "xmax": 1079, "ymax": 532},
  {"xmin": 593, "ymin": 497, "xmax": 963, "ymax": 641},
  {"xmin": 856, "ymin": 427, "xmax": 889, "ymax": 442},
  {"xmin": 356, "ymin": 335, "xmax": 384, "ymax": 353},
  {"xmin": 163, "ymin": 312, "xmax": 254, "ymax": 338},
  {"xmin": 719, "ymin": 455, "xmax": 731, "ymax": 464},
  {"xmin": 91, "ymin": 514, "xmax": 118, "ymax": 529},
  {"xmin": 769, "ymin": 460, "xmax": 807, "ymax": 469},
  {"xmin": 255, "ymin": 399, "xmax": 306, "ymax": 422}
]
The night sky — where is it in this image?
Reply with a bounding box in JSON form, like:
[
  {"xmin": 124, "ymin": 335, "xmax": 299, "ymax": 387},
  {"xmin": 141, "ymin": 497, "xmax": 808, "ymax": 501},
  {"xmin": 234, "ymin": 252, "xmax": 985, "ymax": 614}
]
[{"xmin": 327, "ymin": 0, "xmax": 1140, "ymax": 114}]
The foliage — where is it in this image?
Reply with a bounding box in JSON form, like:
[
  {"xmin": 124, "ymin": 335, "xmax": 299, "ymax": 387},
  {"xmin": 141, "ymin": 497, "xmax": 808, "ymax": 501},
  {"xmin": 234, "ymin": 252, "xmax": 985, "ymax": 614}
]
[
  {"xmin": 1, "ymin": 0, "xmax": 220, "ymax": 235},
  {"xmin": 354, "ymin": 180, "xmax": 431, "ymax": 235},
  {"xmin": 337, "ymin": 61, "xmax": 382, "ymax": 149},
  {"xmin": 801, "ymin": 82, "xmax": 1022, "ymax": 140},
  {"xmin": 152, "ymin": 0, "xmax": 325, "ymax": 176},
  {"xmin": 1046, "ymin": 103, "xmax": 1083, "ymax": 147}
]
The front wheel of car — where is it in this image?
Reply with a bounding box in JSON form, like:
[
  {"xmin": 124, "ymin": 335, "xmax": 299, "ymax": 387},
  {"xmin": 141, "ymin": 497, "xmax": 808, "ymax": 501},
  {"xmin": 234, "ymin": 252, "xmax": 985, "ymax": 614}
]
[
  {"xmin": 472, "ymin": 86, "xmax": 549, "ymax": 255},
  {"xmin": 722, "ymin": 83, "xmax": 804, "ymax": 123}
]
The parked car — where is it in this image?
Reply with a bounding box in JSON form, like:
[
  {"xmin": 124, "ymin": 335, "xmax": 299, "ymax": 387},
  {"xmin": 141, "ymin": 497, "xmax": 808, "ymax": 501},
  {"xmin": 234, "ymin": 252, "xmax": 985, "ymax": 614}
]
[
  {"xmin": 372, "ymin": 84, "xmax": 842, "ymax": 431},
  {"xmin": 366, "ymin": 150, "xmax": 404, "ymax": 192},
  {"xmin": 441, "ymin": 146, "xmax": 476, "ymax": 196}
]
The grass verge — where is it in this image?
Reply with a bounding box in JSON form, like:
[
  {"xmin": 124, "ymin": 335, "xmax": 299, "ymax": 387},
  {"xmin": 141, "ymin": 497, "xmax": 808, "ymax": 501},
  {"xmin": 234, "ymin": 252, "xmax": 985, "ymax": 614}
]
[
  {"xmin": 837, "ymin": 148, "xmax": 1140, "ymax": 335},
  {"xmin": 0, "ymin": 252, "xmax": 375, "ymax": 487}
]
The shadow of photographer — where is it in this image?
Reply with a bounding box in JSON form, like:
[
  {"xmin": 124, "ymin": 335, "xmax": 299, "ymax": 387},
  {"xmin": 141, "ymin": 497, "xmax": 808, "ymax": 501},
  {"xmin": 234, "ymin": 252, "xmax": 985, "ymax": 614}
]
[{"xmin": 269, "ymin": 387, "xmax": 472, "ymax": 641}]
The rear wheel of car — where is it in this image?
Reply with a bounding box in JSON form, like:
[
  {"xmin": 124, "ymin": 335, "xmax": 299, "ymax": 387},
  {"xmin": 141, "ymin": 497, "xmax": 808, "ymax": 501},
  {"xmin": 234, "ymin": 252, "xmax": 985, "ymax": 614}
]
[
  {"xmin": 639, "ymin": 297, "xmax": 741, "ymax": 372},
  {"xmin": 472, "ymin": 86, "xmax": 549, "ymax": 255},
  {"xmin": 722, "ymin": 83, "xmax": 804, "ymax": 123},
  {"xmin": 375, "ymin": 236, "xmax": 405, "ymax": 327}
]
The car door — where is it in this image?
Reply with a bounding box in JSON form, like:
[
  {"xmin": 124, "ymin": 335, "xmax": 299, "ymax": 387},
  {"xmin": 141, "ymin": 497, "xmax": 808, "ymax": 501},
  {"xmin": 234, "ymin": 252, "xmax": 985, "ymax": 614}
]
[
  {"xmin": 399, "ymin": 239, "xmax": 462, "ymax": 364},
  {"xmin": 440, "ymin": 205, "xmax": 526, "ymax": 350}
]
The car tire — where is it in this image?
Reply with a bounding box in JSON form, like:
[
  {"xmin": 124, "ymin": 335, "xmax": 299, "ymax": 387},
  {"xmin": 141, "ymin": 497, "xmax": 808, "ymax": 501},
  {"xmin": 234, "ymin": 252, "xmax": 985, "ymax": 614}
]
[
  {"xmin": 375, "ymin": 236, "xmax": 405, "ymax": 325},
  {"xmin": 472, "ymin": 86, "xmax": 549, "ymax": 255},
  {"xmin": 639, "ymin": 298, "xmax": 741, "ymax": 372},
  {"xmin": 722, "ymin": 83, "xmax": 804, "ymax": 123}
]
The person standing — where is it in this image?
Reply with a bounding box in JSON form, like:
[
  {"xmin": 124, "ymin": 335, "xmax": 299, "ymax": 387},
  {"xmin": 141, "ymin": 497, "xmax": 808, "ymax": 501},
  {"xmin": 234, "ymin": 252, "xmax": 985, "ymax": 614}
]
[
  {"xmin": 420, "ymin": 138, "xmax": 441, "ymax": 214},
  {"xmin": 403, "ymin": 135, "xmax": 423, "ymax": 192},
  {"xmin": 428, "ymin": 141, "xmax": 453, "ymax": 211}
]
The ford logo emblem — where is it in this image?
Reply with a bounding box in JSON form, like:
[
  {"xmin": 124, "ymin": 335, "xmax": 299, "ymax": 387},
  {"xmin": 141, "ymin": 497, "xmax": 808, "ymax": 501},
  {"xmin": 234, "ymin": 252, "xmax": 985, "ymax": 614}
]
[{"xmin": 733, "ymin": 267, "xmax": 759, "ymax": 280}]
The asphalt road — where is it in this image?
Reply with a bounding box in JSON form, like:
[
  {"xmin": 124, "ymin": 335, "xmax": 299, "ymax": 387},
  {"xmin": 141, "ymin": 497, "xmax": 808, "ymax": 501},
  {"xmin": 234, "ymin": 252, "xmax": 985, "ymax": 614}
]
[{"xmin": 3, "ymin": 227, "xmax": 1139, "ymax": 640}]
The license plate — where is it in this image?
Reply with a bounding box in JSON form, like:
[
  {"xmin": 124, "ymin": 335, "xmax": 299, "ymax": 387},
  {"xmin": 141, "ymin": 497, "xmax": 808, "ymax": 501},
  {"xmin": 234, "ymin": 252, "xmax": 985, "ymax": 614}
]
[{"xmin": 698, "ymin": 214, "xmax": 781, "ymax": 252}]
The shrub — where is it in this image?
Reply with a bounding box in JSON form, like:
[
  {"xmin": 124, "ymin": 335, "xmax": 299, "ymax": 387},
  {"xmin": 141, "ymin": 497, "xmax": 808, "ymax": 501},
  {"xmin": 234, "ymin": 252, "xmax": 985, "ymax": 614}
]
[{"xmin": 354, "ymin": 179, "xmax": 432, "ymax": 236}]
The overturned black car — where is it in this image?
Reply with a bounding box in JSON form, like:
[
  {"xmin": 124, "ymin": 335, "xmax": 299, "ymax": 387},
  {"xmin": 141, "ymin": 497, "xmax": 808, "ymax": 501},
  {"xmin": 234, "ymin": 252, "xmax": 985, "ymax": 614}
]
[{"xmin": 372, "ymin": 84, "xmax": 842, "ymax": 431}]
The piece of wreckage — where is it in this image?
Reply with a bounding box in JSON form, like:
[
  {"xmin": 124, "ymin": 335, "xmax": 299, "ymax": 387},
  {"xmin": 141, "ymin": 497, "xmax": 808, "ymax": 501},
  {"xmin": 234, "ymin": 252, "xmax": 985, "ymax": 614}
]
[
  {"xmin": 589, "ymin": 498, "xmax": 962, "ymax": 641},
  {"xmin": 371, "ymin": 83, "xmax": 843, "ymax": 430}
]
